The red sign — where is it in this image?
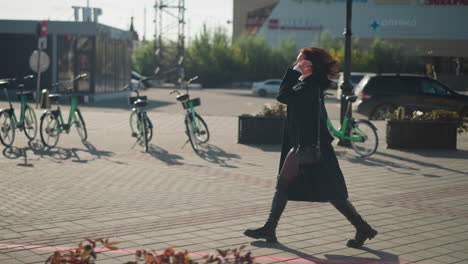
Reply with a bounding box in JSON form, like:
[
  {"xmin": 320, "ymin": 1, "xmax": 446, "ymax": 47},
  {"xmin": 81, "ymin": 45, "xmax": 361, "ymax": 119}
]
[
  {"xmin": 40, "ymin": 21, "xmax": 48, "ymax": 37},
  {"xmin": 268, "ymin": 19, "xmax": 279, "ymax": 29},
  {"xmin": 268, "ymin": 19, "xmax": 322, "ymax": 31}
]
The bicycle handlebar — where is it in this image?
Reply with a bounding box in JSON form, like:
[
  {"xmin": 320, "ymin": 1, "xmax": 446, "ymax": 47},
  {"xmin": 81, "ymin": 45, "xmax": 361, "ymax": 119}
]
[
  {"xmin": 169, "ymin": 76, "xmax": 199, "ymax": 95},
  {"xmin": 187, "ymin": 76, "xmax": 199, "ymax": 84},
  {"xmin": 48, "ymin": 73, "xmax": 87, "ymax": 91},
  {"xmin": 123, "ymin": 75, "xmax": 154, "ymax": 93},
  {"xmin": 74, "ymin": 73, "xmax": 87, "ymax": 81},
  {"xmin": 0, "ymin": 75, "xmax": 34, "ymax": 85},
  {"xmin": 139, "ymin": 76, "xmax": 153, "ymax": 82}
]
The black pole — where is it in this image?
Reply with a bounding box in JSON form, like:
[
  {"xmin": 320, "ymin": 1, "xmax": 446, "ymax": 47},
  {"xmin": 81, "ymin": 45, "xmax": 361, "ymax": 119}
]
[{"xmin": 338, "ymin": 0, "xmax": 353, "ymax": 146}]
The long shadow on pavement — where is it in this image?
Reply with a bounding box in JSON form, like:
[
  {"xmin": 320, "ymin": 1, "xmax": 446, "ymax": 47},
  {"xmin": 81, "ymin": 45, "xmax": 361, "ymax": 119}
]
[
  {"xmin": 394, "ymin": 148, "xmax": 468, "ymax": 159},
  {"xmin": 335, "ymin": 147, "xmax": 467, "ymax": 176},
  {"xmin": 2, "ymin": 139, "xmax": 117, "ymax": 166},
  {"xmin": 196, "ymin": 143, "xmax": 242, "ymax": 168},
  {"xmin": 252, "ymin": 241, "xmax": 399, "ymax": 264},
  {"xmin": 147, "ymin": 144, "xmax": 185, "ymax": 166},
  {"xmin": 324, "ymin": 247, "xmax": 400, "ymax": 264}
]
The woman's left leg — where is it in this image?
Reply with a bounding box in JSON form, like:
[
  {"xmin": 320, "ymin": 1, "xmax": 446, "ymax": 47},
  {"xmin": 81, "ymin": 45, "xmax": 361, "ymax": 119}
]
[
  {"xmin": 330, "ymin": 199, "xmax": 378, "ymax": 248},
  {"xmin": 243, "ymin": 148, "xmax": 300, "ymax": 243}
]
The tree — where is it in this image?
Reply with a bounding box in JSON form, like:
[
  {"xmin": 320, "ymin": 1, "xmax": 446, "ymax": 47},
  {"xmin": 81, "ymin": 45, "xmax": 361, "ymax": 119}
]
[
  {"xmin": 314, "ymin": 31, "xmax": 423, "ymax": 74},
  {"xmin": 132, "ymin": 39, "xmax": 179, "ymax": 80},
  {"xmin": 132, "ymin": 41, "xmax": 156, "ymax": 77},
  {"xmin": 133, "ymin": 28, "xmax": 424, "ymax": 88}
]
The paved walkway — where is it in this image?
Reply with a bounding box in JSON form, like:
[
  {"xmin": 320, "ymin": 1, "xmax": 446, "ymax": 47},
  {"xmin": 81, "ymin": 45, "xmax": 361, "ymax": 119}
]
[{"xmin": 0, "ymin": 88, "xmax": 467, "ymax": 264}]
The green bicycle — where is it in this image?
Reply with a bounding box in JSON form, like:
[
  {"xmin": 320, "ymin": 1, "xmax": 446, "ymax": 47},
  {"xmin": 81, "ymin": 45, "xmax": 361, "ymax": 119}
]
[
  {"xmin": 0, "ymin": 75, "xmax": 37, "ymax": 147},
  {"xmin": 326, "ymin": 93, "xmax": 378, "ymax": 157},
  {"xmin": 126, "ymin": 77, "xmax": 153, "ymax": 152},
  {"xmin": 170, "ymin": 76, "xmax": 209, "ymax": 153},
  {"xmin": 39, "ymin": 74, "xmax": 88, "ymax": 148}
]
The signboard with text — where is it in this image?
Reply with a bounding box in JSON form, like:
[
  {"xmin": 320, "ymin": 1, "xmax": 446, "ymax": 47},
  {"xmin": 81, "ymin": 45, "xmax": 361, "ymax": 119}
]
[{"xmin": 259, "ymin": 0, "xmax": 468, "ymax": 48}]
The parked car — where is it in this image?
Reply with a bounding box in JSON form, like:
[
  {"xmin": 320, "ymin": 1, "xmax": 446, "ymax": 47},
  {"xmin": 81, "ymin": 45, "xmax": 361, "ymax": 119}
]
[
  {"xmin": 131, "ymin": 71, "xmax": 152, "ymax": 89},
  {"xmin": 252, "ymin": 79, "xmax": 282, "ymax": 97},
  {"xmin": 354, "ymin": 74, "xmax": 468, "ymax": 120},
  {"xmin": 336, "ymin": 72, "xmax": 373, "ymax": 100}
]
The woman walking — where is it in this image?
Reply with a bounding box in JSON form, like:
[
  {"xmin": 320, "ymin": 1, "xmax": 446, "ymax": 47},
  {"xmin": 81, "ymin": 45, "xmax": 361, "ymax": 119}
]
[{"xmin": 244, "ymin": 47, "xmax": 377, "ymax": 248}]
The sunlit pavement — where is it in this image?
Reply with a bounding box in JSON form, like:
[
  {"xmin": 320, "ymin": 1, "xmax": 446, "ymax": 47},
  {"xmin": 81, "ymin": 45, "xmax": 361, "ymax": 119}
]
[{"xmin": 1, "ymin": 88, "xmax": 467, "ymax": 264}]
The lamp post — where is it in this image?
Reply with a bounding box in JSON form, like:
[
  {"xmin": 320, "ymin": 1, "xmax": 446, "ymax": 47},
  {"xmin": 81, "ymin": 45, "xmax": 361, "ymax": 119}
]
[{"xmin": 338, "ymin": 0, "xmax": 353, "ymax": 146}]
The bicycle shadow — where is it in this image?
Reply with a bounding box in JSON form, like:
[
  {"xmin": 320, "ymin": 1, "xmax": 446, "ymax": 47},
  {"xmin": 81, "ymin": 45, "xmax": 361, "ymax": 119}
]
[
  {"xmin": 251, "ymin": 241, "xmax": 400, "ymax": 264},
  {"xmin": 69, "ymin": 140, "xmax": 117, "ymax": 163},
  {"xmin": 2, "ymin": 145, "xmax": 36, "ymax": 167},
  {"xmin": 147, "ymin": 144, "xmax": 185, "ymax": 166},
  {"xmin": 196, "ymin": 143, "xmax": 241, "ymax": 168},
  {"xmin": 2, "ymin": 139, "xmax": 117, "ymax": 165},
  {"xmin": 2, "ymin": 140, "xmax": 69, "ymax": 166}
]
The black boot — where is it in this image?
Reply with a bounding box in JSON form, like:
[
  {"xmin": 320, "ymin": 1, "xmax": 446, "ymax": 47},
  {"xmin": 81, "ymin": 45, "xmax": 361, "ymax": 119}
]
[
  {"xmin": 244, "ymin": 177, "xmax": 288, "ymax": 243},
  {"xmin": 330, "ymin": 200, "xmax": 378, "ymax": 248}
]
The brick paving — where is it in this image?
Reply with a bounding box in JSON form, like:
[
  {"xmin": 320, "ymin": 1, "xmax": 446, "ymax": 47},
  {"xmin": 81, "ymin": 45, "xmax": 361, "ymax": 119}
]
[{"xmin": 0, "ymin": 88, "xmax": 467, "ymax": 264}]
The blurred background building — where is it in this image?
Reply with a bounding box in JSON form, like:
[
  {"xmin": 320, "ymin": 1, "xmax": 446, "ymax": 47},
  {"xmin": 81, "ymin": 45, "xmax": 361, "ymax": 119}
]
[
  {"xmin": 233, "ymin": 0, "xmax": 467, "ymax": 76},
  {"xmin": 0, "ymin": 18, "xmax": 133, "ymax": 97}
]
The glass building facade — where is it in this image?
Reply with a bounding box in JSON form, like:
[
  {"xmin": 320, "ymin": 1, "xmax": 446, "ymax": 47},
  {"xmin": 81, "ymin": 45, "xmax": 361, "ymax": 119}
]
[{"xmin": 0, "ymin": 20, "xmax": 132, "ymax": 95}]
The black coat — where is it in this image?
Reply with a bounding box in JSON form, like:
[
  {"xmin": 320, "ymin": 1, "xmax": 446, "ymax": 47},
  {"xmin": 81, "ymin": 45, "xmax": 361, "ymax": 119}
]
[{"xmin": 277, "ymin": 69, "xmax": 349, "ymax": 202}]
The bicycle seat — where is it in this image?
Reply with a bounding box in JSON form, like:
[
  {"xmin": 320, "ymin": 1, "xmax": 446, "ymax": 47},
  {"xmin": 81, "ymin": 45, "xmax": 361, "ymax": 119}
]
[
  {"xmin": 345, "ymin": 95, "xmax": 358, "ymax": 102},
  {"xmin": 176, "ymin": 93, "xmax": 189, "ymax": 102},
  {"xmin": 48, "ymin": 94, "xmax": 61, "ymax": 102}
]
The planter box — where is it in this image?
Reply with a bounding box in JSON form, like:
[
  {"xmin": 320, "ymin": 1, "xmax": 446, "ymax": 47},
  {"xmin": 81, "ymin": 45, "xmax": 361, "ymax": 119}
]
[
  {"xmin": 386, "ymin": 120, "xmax": 457, "ymax": 149},
  {"xmin": 238, "ymin": 115, "xmax": 285, "ymax": 144}
]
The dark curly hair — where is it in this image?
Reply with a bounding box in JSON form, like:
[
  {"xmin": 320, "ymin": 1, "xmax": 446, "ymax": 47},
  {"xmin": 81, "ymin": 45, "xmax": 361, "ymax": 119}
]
[{"xmin": 300, "ymin": 47, "xmax": 339, "ymax": 85}]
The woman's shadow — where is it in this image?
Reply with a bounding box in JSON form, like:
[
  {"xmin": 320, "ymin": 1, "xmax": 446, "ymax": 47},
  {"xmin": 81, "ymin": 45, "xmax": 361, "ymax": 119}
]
[{"xmin": 251, "ymin": 241, "xmax": 399, "ymax": 264}]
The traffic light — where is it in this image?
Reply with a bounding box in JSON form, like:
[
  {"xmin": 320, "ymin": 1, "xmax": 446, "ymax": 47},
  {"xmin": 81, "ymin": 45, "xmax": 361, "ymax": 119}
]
[{"xmin": 35, "ymin": 21, "xmax": 48, "ymax": 38}]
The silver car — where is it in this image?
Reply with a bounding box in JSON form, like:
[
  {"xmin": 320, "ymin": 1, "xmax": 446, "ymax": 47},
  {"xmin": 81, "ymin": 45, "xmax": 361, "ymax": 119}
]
[{"xmin": 252, "ymin": 79, "xmax": 282, "ymax": 97}]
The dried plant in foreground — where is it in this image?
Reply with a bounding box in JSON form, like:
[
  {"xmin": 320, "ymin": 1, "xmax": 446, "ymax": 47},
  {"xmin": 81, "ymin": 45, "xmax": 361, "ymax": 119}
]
[{"xmin": 44, "ymin": 238, "xmax": 255, "ymax": 264}]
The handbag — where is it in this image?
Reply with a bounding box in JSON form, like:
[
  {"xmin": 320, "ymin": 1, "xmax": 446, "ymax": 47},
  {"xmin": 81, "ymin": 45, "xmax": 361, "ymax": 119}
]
[{"xmin": 294, "ymin": 91, "xmax": 323, "ymax": 165}]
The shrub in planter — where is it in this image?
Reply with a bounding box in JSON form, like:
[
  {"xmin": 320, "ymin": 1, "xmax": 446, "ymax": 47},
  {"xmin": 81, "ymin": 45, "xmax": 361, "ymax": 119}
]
[
  {"xmin": 238, "ymin": 103, "xmax": 286, "ymax": 144},
  {"xmin": 45, "ymin": 238, "xmax": 255, "ymax": 264},
  {"xmin": 386, "ymin": 108, "xmax": 467, "ymax": 149}
]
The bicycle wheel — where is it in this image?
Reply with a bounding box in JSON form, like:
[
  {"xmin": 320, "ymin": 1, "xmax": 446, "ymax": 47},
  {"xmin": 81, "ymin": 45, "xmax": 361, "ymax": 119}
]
[
  {"xmin": 0, "ymin": 110, "xmax": 15, "ymax": 147},
  {"xmin": 40, "ymin": 112, "xmax": 60, "ymax": 148},
  {"xmin": 185, "ymin": 114, "xmax": 200, "ymax": 153},
  {"xmin": 192, "ymin": 112, "xmax": 209, "ymax": 143},
  {"xmin": 23, "ymin": 106, "xmax": 38, "ymax": 140},
  {"xmin": 350, "ymin": 120, "xmax": 378, "ymax": 157},
  {"xmin": 140, "ymin": 113, "xmax": 149, "ymax": 152},
  {"xmin": 144, "ymin": 114, "xmax": 153, "ymax": 142},
  {"xmin": 73, "ymin": 110, "xmax": 87, "ymax": 141},
  {"xmin": 129, "ymin": 111, "xmax": 138, "ymax": 138}
]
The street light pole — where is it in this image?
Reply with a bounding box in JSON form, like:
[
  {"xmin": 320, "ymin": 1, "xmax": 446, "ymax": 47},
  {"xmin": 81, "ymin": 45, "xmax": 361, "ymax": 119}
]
[{"xmin": 338, "ymin": 0, "xmax": 353, "ymax": 146}]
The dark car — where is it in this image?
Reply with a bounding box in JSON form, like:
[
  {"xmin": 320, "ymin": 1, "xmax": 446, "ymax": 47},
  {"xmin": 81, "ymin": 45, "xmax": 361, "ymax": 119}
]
[{"xmin": 354, "ymin": 74, "xmax": 468, "ymax": 120}]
